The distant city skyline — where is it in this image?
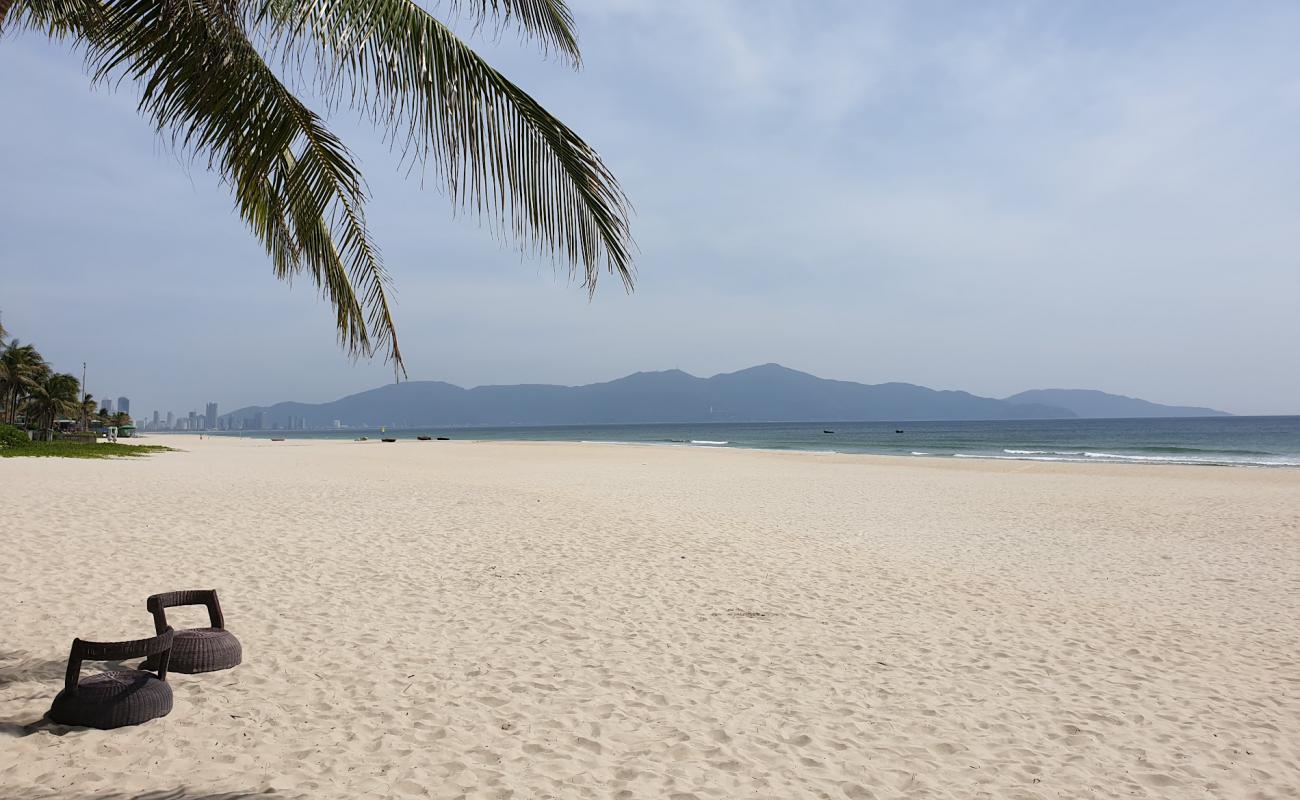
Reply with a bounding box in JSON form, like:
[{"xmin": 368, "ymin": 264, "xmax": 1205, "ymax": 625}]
[
  {"xmin": 134, "ymin": 400, "xmax": 228, "ymax": 431},
  {"xmin": 129, "ymin": 400, "xmax": 319, "ymax": 431}
]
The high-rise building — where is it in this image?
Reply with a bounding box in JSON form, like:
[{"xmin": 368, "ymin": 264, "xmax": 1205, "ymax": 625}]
[
  {"xmin": 166, "ymin": 411, "xmax": 175, "ymax": 429},
  {"xmin": 117, "ymin": 397, "xmax": 130, "ymax": 416},
  {"xmin": 205, "ymin": 402, "xmax": 219, "ymax": 430},
  {"xmin": 255, "ymin": 411, "xmax": 269, "ymax": 430},
  {"xmin": 102, "ymin": 397, "xmax": 113, "ymax": 414},
  {"xmin": 152, "ymin": 410, "xmax": 160, "ymax": 426},
  {"xmin": 188, "ymin": 411, "xmax": 198, "ymax": 430}
]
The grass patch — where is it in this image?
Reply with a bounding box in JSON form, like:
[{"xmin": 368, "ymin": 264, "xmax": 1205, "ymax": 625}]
[{"xmin": 0, "ymin": 441, "xmax": 175, "ymax": 459}]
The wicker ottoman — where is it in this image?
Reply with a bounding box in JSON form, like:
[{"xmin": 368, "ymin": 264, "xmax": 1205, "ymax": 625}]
[
  {"xmin": 145, "ymin": 590, "xmax": 242, "ymax": 673},
  {"xmin": 48, "ymin": 629, "xmax": 174, "ymax": 729},
  {"xmin": 153, "ymin": 627, "xmax": 242, "ymax": 674}
]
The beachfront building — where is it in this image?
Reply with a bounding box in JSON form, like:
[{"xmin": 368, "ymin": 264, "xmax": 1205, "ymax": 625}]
[
  {"xmin": 117, "ymin": 396, "xmax": 129, "ymax": 416},
  {"xmin": 206, "ymin": 402, "xmax": 219, "ymax": 430}
]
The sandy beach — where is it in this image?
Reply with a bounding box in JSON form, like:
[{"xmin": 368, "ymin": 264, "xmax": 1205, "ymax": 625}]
[{"xmin": 1, "ymin": 436, "xmax": 1298, "ymax": 799}]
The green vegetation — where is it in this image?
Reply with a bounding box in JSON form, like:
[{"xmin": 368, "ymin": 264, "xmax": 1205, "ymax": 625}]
[
  {"xmin": 0, "ymin": 439, "xmax": 173, "ymax": 459},
  {"xmin": 1, "ymin": 335, "xmax": 83, "ymax": 433},
  {"xmin": 2, "ymin": 1, "xmax": 633, "ymax": 374},
  {"xmin": 0, "ymin": 423, "xmax": 29, "ymax": 449},
  {"xmin": 0, "ymin": 322, "xmax": 140, "ymax": 452}
]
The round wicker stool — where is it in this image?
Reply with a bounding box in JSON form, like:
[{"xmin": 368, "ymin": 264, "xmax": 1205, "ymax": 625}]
[
  {"xmin": 148, "ymin": 627, "xmax": 242, "ymax": 674},
  {"xmin": 145, "ymin": 590, "xmax": 242, "ymax": 674},
  {"xmin": 48, "ymin": 629, "xmax": 175, "ymax": 729}
]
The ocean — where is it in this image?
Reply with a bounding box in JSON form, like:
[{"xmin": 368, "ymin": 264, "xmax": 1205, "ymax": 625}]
[{"xmin": 205, "ymin": 416, "xmax": 1300, "ymax": 467}]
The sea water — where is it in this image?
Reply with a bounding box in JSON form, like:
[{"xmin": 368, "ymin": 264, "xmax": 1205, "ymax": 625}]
[{"xmin": 207, "ymin": 416, "xmax": 1300, "ymax": 467}]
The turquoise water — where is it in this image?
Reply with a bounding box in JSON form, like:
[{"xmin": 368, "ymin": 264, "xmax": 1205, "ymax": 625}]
[{"xmin": 204, "ymin": 416, "xmax": 1300, "ymax": 467}]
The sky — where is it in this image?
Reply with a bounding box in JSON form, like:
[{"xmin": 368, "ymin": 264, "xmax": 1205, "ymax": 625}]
[{"xmin": 2, "ymin": 0, "xmax": 1299, "ymax": 416}]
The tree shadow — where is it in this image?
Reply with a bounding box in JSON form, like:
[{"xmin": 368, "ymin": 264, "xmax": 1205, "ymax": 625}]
[
  {"xmin": 0, "ymin": 651, "xmax": 67, "ymax": 688},
  {"xmin": 0, "ymin": 651, "xmax": 160, "ymax": 737},
  {"xmin": 10, "ymin": 791, "xmax": 283, "ymax": 800}
]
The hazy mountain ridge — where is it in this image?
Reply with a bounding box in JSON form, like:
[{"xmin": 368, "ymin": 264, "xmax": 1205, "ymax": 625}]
[
  {"xmin": 221, "ymin": 364, "xmax": 1228, "ymax": 429},
  {"xmin": 1004, "ymin": 388, "xmax": 1230, "ymax": 419}
]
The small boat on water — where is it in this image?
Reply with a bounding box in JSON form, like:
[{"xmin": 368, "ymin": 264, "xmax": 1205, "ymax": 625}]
[
  {"xmin": 823, "ymin": 430, "xmax": 834, "ymax": 434},
  {"xmin": 895, "ymin": 429, "xmax": 904, "ymax": 434}
]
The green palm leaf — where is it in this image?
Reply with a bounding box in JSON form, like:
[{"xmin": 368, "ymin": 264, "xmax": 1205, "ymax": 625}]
[
  {"xmin": 3, "ymin": 0, "xmax": 632, "ymax": 373},
  {"xmin": 261, "ymin": 0, "xmax": 633, "ymax": 293},
  {"xmin": 439, "ymin": 0, "xmax": 579, "ymax": 63}
]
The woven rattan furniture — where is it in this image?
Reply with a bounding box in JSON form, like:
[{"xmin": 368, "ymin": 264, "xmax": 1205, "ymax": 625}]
[
  {"xmin": 48, "ymin": 628, "xmax": 175, "ymax": 729},
  {"xmin": 144, "ymin": 589, "xmax": 242, "ymax": 674}
]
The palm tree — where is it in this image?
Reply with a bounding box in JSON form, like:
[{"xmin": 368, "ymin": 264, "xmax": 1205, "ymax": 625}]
[
  {"xmin": 1, "ymin": 1, "xmax": 632, "ymax": 374},
  {"xmin": 0, "ymin": 341, "xmax": 50, "ymax": 424},
  {"xmin": 24, "ymin": 372, "xmax": 82, "ymax": 437},
  {"xmin": 81, "ymin": 392, "xmax": 97, "ymax": 431}
]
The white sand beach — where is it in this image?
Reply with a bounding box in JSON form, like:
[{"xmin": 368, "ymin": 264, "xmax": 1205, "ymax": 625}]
[{"xmin": 1, "ymin": 436, "xmax": 1298, "ymax": 799}]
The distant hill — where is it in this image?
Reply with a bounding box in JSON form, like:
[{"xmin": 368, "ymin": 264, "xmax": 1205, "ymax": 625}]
[
  {"xmin": 221, "ymin": 364, "xmax": 1078, "ymax": 429},
  {"xmin": 1004, "ymin": 389, "xmax": 1229, "ymax": 418}
]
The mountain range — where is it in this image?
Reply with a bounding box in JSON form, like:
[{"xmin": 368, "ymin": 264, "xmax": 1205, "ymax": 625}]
[
  {"xmin": 221, "ymin": 364, "xmax": 1229, "ymax": 429},
  {"xmin": 1003, "ymin": 389, "xmax": 1227, "ymax": 419}
]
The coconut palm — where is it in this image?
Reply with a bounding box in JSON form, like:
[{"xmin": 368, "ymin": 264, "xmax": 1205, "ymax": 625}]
[
  {"xmin": 0, "ymin": 341, "xmax": 50, "ymax": 424},
  {"xmin": 1, "ymin": 1, "xmax": 633, "ymax": 374},
  {"xmin": 80, "ymin": 392, "xmax": 97, "ymax": 430},
  {"xmin": 24, "ymin": 372, "xmax": 81, "ymax": 435}
]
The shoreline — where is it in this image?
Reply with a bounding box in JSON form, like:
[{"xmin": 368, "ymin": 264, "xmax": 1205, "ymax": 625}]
[{"xmin": 142, "ymin": 430, "xmax": 1300, "ymax": 470}]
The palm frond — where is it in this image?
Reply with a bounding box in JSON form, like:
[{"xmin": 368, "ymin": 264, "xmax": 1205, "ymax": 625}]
[
  {"xmin": 1, "ymin": 0, "xmax": 120, "ymax": 37},
  {"xmin": 439, "ymin": 0, "xmax": 579, "ymax": 64},
  {"xmin": 9, "ymin": 0, "xmax": 631, "ymax": 371},
  {"xmin": 10, "ymin": 0, "xmax": 404, "ymax": 372},
  {"xmin": 264, "ymin": 0, "xmax": 633, "ymax": 294}
]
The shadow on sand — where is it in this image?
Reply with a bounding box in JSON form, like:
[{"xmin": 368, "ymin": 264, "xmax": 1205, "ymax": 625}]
[
  {"xmin": 0, "ymin": 651, "xmax": 67, "ymax": 688},
  {"xmin": 0, "ymin": 650, "xmax": 159, "ymax": 737},
  {"xmin": 10, "ymin": 791, "xmax": 283, "ymax": 800}
]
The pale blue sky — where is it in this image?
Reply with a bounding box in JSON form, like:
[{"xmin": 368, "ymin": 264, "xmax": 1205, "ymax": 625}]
[{"xmin": 2, "ymin": 1, "xmax": 1298, "ymax": 416}]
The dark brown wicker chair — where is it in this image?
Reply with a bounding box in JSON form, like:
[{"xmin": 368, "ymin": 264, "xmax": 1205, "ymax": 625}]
[
  {"xmin": 48, "ymin": 628, "xmax": 175, "ymax": 729},
  {"xmin": 144, "ymin": 589, "xmax": 242, "ymax": 674}
]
